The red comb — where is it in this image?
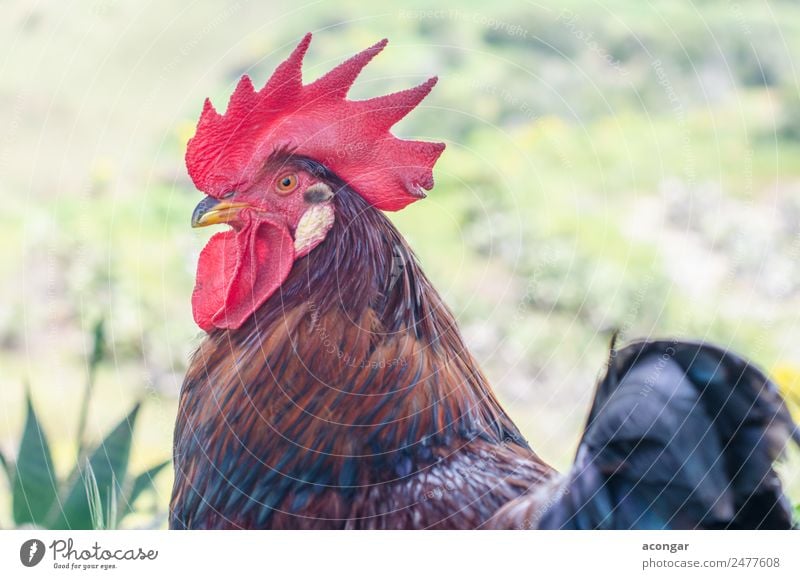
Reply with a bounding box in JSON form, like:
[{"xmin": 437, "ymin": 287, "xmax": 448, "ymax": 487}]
[{"xmin": 186, "ymin": 33, "xmax": 445, "ymax": 211}]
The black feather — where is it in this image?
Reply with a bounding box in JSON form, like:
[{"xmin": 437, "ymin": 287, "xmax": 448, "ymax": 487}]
[{"xmin": 538, "ymin": 340, "xmax": 798, "ymax": 529}]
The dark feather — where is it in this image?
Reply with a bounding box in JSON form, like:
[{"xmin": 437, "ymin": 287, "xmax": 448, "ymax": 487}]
[{"xmin": 491, "ymin": 340, "xmax": 798, "ymax": 529}]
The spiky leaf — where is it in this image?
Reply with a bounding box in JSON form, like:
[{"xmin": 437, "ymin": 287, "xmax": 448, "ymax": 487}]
[
  {"xmin": 12, "ymin": 393, "xmax": 59, "ymax": 526},
  {"xmin": 89, "ymin": 318, "xmax": 106, "ymax": 370},
  {"xmin": 0, "ymin": 447, "xmax": 10, "ymax": 484},
  {"xmin": 106, "ymin": 478, "xmax": 118, "ymax": 530},
  {"xmin": 120, "ymin": 459, "xmax": 170, "ymax": 521},
  {"xmin": 83, "ymin": 461, "xmax": 104, "ymax": 530},
  {"xmin": 49, "ymin": 404, "xmax": 139, "ymax": 529}
]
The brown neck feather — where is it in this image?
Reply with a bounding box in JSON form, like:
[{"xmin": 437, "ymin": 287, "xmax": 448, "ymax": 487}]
[{"xmin": 182, "ymin": 163, "xmax": 527, "ymax": 475}]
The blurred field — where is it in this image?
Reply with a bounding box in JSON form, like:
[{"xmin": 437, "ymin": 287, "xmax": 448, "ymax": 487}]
[{"xmin": 2, "ymin": 0, "xmax": 800, "ymax": 525}]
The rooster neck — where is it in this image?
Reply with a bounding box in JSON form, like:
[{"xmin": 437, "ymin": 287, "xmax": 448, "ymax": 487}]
[
  {"xmin": 174, "ymin": 178, "xmax": 532, "ymax": 526},
  {"xmin": 197, "ymin": 183, "xmax": 522, "ymax": 443}
]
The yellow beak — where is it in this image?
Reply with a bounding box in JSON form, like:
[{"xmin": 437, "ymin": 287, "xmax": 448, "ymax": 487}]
[{"xmin": 191, "ymin": 197, "xmax": 251, "ymax": 228}]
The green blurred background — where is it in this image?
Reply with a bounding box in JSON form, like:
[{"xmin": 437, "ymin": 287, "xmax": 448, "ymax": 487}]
[{"xmin": 2, "ymin": 0, "xmax": 800, "ymax": 526}]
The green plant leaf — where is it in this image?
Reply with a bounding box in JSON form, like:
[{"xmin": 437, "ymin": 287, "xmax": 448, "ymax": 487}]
[
  {"xmin": 76, "ymin": 317, "xmax": 106, "ymax": 460},
  {"xmin": 12, "ymin": 392, "xmax": 59, "ymax": 526},
  {"xmin": 81, "ymin": 463, "xmax": 119, "ymax": 531},
  {"xmin": 794, "ymin": 503, "xmax": 800, "ymax": 527},
  {"xmin": 106, "ymin": 477, "xmax": 118, "ymax": 531},
  {"xmin": 83, "ymin": 461, "xmax": 104, "ymax": 530},
  {"xmin": 49, "ymin": 403, "xmax": 140, "ymax": 529},
  {"xmin": 89, "ymin": 317, "xmax": 106, "ymax": 370},
  {"xmin": 0, "ymin": 447, "xmax": 11, "ymax": 485},
  {"xmin": 120, "ymin": 459, "xmax": 170, "ymax": 521}
]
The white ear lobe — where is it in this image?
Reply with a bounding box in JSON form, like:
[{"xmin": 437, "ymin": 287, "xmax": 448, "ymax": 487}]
[{"xmin": 294, "ymin": 203, "xmax": 335, "ymax": 257}]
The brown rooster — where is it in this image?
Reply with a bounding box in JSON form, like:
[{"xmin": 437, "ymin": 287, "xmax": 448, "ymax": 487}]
[{"xmin": 170, "ymin": 34, "xmax": 799, "ymax": 529}]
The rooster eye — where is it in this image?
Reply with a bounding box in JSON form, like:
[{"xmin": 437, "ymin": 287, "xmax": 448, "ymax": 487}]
[{"xmin": 276, "ymin": 173, "xmax": 298, "ymax": 194}]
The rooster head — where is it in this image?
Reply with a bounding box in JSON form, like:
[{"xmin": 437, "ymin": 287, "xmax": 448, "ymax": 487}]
[{"xmin": 186, "ymin": 33, "xmax": 445, "ymax": 332}]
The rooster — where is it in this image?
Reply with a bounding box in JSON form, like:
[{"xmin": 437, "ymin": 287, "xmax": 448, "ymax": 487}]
[{"xmin": 170, "ymin": 34, "xmax": 799, "ymax": 529}]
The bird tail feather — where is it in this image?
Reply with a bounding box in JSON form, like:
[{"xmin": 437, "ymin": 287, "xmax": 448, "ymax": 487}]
[{"xmin": 538, "ymin": 340, "xmax": 799, "ymax": 529}]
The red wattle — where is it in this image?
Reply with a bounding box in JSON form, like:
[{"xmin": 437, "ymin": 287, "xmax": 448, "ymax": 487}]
[{"xmin": 192, "ymin": 218, "xmax": 295, "ymax": 332}]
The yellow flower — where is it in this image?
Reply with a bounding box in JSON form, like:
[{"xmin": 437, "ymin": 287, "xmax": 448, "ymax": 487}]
[
  {"xmin": 770, "ymin": 364, "xmax": 800, "ymax": 422},
  {"xmin": 176, "ymin": 120, "xmax": 197, "ymax": 148},
  {"xmin": 90, "ymin": 157, "xmax": 115, "ymax": 186}
]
